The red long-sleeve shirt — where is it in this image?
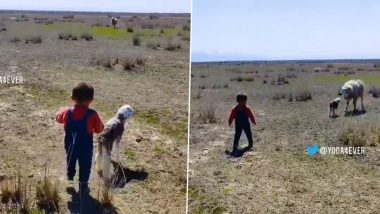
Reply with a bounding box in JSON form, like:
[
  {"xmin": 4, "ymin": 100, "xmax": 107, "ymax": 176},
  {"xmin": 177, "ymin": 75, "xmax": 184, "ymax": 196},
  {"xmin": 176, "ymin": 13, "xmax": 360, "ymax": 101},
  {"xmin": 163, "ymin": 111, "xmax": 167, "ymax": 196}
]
[
  {"xmin": 56, "ymin": 105, "xmax": 104, "ymax": 135},
  {"xmin": 228, "ymin": 104, "xmax": 256, "ymax": 126}
]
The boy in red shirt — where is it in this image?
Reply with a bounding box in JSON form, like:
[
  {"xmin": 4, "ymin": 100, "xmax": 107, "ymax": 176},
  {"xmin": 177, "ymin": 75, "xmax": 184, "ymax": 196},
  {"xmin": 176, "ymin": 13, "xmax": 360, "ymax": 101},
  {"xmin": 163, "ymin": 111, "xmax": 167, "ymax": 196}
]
[
  {"xmin": 228, "ymin": 93, "xmax": 256, "ymax": 156},
  {"xmin": 56, "ymin": 82, "xmax": 104, "ymax": 194}
]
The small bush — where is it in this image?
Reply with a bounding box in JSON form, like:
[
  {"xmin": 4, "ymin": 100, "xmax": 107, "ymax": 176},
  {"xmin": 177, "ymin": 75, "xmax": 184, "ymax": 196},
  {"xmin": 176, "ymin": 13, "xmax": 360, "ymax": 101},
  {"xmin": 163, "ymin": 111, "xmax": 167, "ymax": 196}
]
[
  {"xmin": 199, "ymin": 104, "xmax": 217, "ymax": 124},
  {"xmin": 35, "ymin": 167, "xmax": 60, "ymax": 212},
  {"xmin": 133, "ymin": 34, "xmax": 141, "ymax": 46},
  {"xmin": 182, "ymin": 24, "xmax": 190, "ymax": 31},
  {"xmin": 127, "ymin": 27, "xmax": 134, "ymax": 33},
  {"xmin": 121, "ymin": 55, "xmax": 146, "ymax": 71},
  {"xmin": 0, "ymin": 24, "xmax": 6, "ymax": 32},
  {"xmin": 146, "ymin": 40, "xmax": 160, "ymax": 49},
  {"xmin": 10, "ymin": 37, "xmax": 21, "ymax": 43},
  {"xmin": 340, "ymin": 120, "xmax": 380, "ymax": 147},
  {"xmin": 90, "ymin": 55, "xmax": 113, "ymax": 69},
  {"xmin": 369, "ymin": 85, "xmax": 380, "ymax": 98},
  {"xmin": 80, "ymin": 32, "xmax": 93, "ymax": 41},
  {"xmin": 58, "ymin": 32, "xmax": 72, "ymax": 40},
  {"xmin": 230, "ymin": 76, "xmax": 254, "ymax": 82},
  {"xmin": 165, "ymin": 39, "xmax": 181, "ymax": 51},
  {"xmin": 294, "ymin": 90, "xmax": 312, "ymax": 101},
  {"xmin": 25, "ymin": 35, "xmax": 42, "ymax": 44}
]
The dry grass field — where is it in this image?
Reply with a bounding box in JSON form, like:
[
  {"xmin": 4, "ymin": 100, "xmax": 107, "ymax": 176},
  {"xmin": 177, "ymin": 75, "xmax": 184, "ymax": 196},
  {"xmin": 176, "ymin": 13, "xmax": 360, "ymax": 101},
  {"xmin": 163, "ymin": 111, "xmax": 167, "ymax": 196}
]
[
  {"xmin": 0, "ymin": 11, "xmax": 189, "ymax": 213},
  {"xmin": 189, "ymin": 61, "xmax": 380, "ymax": 213}
]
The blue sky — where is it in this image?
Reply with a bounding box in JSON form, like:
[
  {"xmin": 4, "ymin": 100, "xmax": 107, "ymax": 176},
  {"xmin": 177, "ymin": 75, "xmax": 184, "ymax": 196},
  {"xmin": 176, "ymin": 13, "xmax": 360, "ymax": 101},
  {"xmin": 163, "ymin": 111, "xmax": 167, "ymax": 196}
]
[
  {"xmin": 192, "ymin": 0, "xmax": 380, "ymax": 62},
  {"xmin": 0, "ymin": 0, "xmax": 190, "ymax": 13}
]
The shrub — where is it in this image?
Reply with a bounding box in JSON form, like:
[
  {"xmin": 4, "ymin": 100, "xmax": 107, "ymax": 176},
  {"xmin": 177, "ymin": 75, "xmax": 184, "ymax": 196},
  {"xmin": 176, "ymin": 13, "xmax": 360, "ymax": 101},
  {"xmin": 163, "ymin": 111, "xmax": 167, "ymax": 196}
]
[
  {"xmin": 25, "ymin": 35, "xmax": 42, "ymax": 44},
  {"xmin": 121, "ymin": 55, "xmax": 146, "ymax": 71},
  {"xmin": 0, "ymin": 24, "xmax": 6, "ymax": 32},
  {"xmin": 369, "ymin": 85, "xmax": 380, "ymax": 98},
  {"xmin": 146, "ymin": 40, "xmax": 160, "ymax": 49},
  {"xmin": 58, "ymin": 32, "xmax": 72, "ymax": 40},
  {"xmin": 90, "ymin": 55, "xmax": 113, "ymax": 69},
  {"xmin": 181, "ymin": 34, "xmax": 190, "ymax": 41},
  {"xmin": 230, "ymin": 76, "xmax": 254, "ymax": 82},
  {"xmin": 182, "ymin": 24, "xmax": 190, "ymax": 31},
  {"xmin": 199, "ymin": 104, "xmax": 217, "ymax": 124},
  {"xmin": 35, "ymin": 166, "xmax": 60, "ymax": 212},
  {"xmin": 80, "ymin": 32, "xmax": 93, "ymax": 41},
  {"xmin": 165, "ymin": 39, "xmax": 181, "ymax": 51},
  {"xmin": 340, "ymin": 120, "xmax": 380, "ymax": 147},
  {"xmin": 10, "ymin": 37, "xmax": 21, "ymax": 43},
  {"xmin": 294, "ymin": 90, "xmax": 312, "ymax": 101},
  {"xmin": 133, "ymin": 34, "xmax": 141, "ymax": 46},
  {"xmin": 127, "ymin": 27, "xmax": 134, "ymax": 33}
]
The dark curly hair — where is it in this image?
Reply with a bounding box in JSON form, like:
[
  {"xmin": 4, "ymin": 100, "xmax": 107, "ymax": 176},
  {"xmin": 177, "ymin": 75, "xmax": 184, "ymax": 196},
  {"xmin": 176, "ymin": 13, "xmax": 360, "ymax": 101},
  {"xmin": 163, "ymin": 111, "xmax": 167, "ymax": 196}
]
[
  {"xmin": 71, "ymin": 82, "xmax": 94, "ymax": 103},
  {"xmin": 236, "ymin": 93, "xmax": 247, "ymax": 102}
]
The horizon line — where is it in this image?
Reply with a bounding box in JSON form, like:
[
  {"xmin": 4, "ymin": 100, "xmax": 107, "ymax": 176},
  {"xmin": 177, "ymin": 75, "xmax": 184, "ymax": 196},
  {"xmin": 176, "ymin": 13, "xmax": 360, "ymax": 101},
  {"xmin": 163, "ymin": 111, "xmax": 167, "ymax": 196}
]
[
  {"xmin": 0, "ymin": 8, "xmax": 190, "ymax": 14},
  {"xmin": 192, "ymin": 58, "xmax": 380, "ymax": 63}
]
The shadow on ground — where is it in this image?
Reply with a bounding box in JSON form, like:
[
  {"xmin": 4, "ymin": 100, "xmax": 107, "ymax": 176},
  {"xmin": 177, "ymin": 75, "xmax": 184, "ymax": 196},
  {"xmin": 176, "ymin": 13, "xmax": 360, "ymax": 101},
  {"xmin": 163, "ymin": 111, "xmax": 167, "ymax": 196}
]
[
  {"xmin": 225, "ymin": 146, "xmax": 252, "ymax": 158},
  {"xmin": 66, "ymin": 187, "xmax": 118, "ymax": 214},
  {"xmin": 111, "ymin": 162, "xmax": 149, "ymax": 188},
  {"xmin": 344, "ymin": 109, "xmax": 367, "ymax": 117}
]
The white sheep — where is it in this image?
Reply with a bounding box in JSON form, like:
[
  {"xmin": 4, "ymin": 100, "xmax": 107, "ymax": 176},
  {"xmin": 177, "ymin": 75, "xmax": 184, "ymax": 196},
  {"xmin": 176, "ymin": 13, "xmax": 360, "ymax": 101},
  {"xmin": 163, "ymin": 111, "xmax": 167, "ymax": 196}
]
[
  {"xmin": 338, "ymin": 79, "xmax": 365, "ymax": 112},
  {"xmin": 96, "ymin": 104, "xmax": 134, "ymax": 186}
]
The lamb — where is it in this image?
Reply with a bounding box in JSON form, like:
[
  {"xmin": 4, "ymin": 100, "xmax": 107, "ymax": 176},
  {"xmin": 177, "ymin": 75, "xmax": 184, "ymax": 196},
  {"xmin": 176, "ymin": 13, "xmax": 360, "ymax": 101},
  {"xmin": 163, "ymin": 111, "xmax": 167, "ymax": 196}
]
[
  {"xmin": 96, "ymin": 104, "xmax": 134, "ymax": 186},
  {"xmin": 338, "ymin": 79, "xmax": 365, "ymax": 113},
  {"xmin": 111, "ymin": 17, "xmax": 118, "ymax": 29},
  {"xmin": 329, "ymin": 97, "xmax": 341, "ymax": 118}
]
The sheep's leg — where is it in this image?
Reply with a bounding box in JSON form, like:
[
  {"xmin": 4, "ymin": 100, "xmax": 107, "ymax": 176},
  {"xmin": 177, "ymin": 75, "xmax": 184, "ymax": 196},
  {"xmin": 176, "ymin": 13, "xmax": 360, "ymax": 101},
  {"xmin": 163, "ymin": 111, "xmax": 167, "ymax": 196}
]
[
  {"xmin": 102, "ymin": 148, "xmax": 112, "ymax": 187},
  {"xmin": 345, "ymin": 99, "xmax": 349, "ymax": 112},
  {"xmin": 353, "ymin": 98, "xmax": 357, "ymax": 112},
  {"xmin": 361, "ymin": 96, "xmax": 364, "ymax": 111},
  {"xmin": 111, "ymin": 135, "xmax": 122, "ymax": 163},
  {"xmin": 96, "ymin": 142, "xmax": 103, "ymax": 177}
]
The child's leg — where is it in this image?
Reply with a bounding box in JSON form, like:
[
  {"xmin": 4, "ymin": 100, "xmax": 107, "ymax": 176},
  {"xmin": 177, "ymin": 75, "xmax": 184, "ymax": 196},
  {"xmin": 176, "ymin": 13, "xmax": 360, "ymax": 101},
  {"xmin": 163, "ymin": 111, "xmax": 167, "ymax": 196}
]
[
  {"xmin": 244, "ymin": 125, "xmax": 253, "ymax": 148},
  {"xmin": 78, "ymin": 147, "xmax": 93, "ymax": 188},
  {"xmin": 233, "ymin": 127, "xmax": 243, "ymax": 152},
  {"xmin": 66, "ymin": 142, "xmax": 77, "ymax": 180}
]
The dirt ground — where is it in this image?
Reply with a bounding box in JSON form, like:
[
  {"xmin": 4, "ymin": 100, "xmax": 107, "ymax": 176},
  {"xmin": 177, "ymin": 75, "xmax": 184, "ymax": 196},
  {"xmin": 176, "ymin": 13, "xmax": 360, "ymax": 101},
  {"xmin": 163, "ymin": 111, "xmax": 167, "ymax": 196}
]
[
  {"xmin": 0, "ymin": 12, "xmax": 189, "ymax": 213},
  {"xmin": 189, "ymin": 62, "xmax": 380, "ymax": 213}
]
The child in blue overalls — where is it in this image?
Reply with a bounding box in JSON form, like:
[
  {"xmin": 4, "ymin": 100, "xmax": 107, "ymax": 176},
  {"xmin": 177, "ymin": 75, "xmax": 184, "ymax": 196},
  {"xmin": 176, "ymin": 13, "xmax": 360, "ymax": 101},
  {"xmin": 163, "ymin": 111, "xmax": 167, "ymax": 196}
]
[
  {"xmin": 56, "ymin": 82, "xmax": 104, "ymax": 193},
  {"xmin": 228, "ymin": 93, "xmax": 256, "ymax": 156}
]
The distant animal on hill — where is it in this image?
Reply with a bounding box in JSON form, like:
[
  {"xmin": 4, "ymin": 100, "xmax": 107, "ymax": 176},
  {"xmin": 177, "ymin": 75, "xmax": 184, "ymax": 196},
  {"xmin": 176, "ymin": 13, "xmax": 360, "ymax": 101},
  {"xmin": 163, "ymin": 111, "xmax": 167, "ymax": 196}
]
[
  {"xmin": 329, "ymin": 97, "xmax": 341, "ymax": 118},
  {"xmin": 338, "ymin": 79, "xmax": 364, "ymax": 112},
  {"xmin": 96, "ymin": 104, "xmax": 134, "ymax": 186},
  {"xmin": 111, "ymin": 17, "xmax": 118, "ymax": 29}
]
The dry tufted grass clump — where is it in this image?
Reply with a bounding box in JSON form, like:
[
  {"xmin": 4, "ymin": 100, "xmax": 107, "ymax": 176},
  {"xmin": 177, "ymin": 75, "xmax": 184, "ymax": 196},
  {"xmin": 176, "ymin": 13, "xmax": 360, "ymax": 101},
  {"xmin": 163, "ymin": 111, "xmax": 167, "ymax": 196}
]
[
  {"xmin": 80, "ymin": 32, "xmax": 93, "ymax": 41},
  {"xmin": 199, "ymin": 104, "xmax": 217, "ymax": 124},
  {"xmin": 340, "ymin": 120, "xmax": 380, "ymax": 147},
  {"xmin": 25, "ymin": 35, "xmax": 42, "ymax": 44},
  {"xmin": 35, "ymin": 166, "xmax": 60, "ymax": 213}
]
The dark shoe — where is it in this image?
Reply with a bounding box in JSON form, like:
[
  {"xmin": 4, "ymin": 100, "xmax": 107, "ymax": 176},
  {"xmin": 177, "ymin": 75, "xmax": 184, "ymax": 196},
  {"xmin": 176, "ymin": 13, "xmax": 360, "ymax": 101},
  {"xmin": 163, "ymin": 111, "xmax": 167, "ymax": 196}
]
[
  {"xmin": 79, "ymin": 182, "xmax": 90, "ymax": 195},
  {"xmin": 230, "ymin": 150, "xmax": 238, "ymax": 157}
]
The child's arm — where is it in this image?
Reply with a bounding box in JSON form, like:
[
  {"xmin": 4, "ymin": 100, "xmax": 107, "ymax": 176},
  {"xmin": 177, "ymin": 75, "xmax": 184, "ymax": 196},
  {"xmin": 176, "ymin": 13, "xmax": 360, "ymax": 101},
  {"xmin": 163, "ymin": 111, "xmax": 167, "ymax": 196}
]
[
  {"xmin": 89, "ymin": 112, "xmax": 104, "ymax": 134},
  {"xmin": 55, "ymin": 107, "xmax": 68, "ymax": 124},
  {"xmin": 247, "ymin": 107, "xmax": 256, "ymax": 125},
  {"xmin": 228, "ymin": 109, "xmax": 236, "ymax": 126}
]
